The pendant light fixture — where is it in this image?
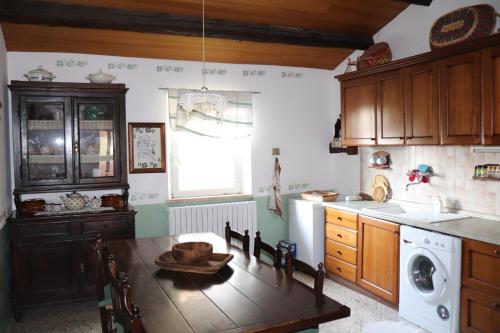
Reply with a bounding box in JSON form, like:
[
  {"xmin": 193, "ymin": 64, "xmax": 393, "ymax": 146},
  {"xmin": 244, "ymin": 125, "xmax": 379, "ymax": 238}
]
[{"xmin": 178, "ymin": 0, "xmax": 227, "ymax": 119}]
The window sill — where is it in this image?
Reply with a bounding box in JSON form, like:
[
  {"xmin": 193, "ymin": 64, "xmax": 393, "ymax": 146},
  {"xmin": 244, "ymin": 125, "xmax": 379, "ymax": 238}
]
[{"xmin": 167, "ymin": 194, "xmax": 253, "ymax": 205}]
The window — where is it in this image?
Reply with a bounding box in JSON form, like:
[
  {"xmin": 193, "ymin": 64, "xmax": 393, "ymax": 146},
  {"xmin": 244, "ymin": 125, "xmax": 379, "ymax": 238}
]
[
  {"xmin": 166, "ymin": 89, "xmax": 253, "ymax": 199},
  {"xmin": 169, "ymin": 131, "xmax": 251, "ymax": 198}
]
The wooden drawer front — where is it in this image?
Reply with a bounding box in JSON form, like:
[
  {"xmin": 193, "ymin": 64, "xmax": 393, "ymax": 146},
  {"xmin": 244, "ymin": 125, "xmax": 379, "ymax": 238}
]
[
  {"xmin": 325, "ymin": 239, "xmax": 357, "ymax": 265},
  {"xmin": 462, "ymin": 239, "xmax": 500, "ymax": 298},
  {"xmin": 82, "ymin": 218, "xmax": 128, "ymax": 234},
  {"xmin": 326, "ymin": 223, "xmax": 357, "ymax": 247},
  {"xmin": 17, "ymin": 221, "xmax": 72, "ymax": 239},
  {"xmin": 325, "ymin": 208, "xmax": 358, "ymax": 230},
  {"xmin": 460, "ymin": 287, "xmax": 500, "ymax": 333},
  {"xmin": 325, "ymin": 255, "xmax": 356, "ymax": 283}
]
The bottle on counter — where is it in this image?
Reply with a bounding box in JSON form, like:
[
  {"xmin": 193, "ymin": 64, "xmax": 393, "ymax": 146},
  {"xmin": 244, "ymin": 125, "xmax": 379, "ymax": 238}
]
[{"xmin": 433, "ymin": 196, "xmax": 443, "ymax": 214}]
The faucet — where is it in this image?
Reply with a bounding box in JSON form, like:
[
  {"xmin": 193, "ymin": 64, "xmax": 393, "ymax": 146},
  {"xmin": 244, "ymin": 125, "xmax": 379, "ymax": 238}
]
[
  {"xmin": 406, "ymin": 180, "xmax": 422, "ymax": 191},
  {"xmin": 406, "ymin": 165, "xmax": 432, "ymax": 191}
]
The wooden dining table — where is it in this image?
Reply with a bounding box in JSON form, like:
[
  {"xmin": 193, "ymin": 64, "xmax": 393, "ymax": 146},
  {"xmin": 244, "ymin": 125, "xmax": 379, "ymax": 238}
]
[{"xmin": 106, "ymin": 232, "xmax": 350, "ymax": 333}]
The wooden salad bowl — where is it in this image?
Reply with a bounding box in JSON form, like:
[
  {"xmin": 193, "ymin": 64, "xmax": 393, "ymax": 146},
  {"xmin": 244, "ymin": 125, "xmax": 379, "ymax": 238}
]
[{"xmin": 172, "ymin": 242, "xmax": 213, "ymax": 266}]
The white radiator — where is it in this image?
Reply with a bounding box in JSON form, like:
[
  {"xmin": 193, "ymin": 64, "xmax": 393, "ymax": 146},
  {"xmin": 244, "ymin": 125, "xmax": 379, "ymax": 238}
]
[{"xmin": 169, "ymin": 201, "xmax": 257, "ymax": 249}]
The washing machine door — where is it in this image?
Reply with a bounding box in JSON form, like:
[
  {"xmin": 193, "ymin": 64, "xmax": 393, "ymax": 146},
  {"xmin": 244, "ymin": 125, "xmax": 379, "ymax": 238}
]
[{"xmin": 406, "ymin": 247, "xmax": 447, "ymax": 302}]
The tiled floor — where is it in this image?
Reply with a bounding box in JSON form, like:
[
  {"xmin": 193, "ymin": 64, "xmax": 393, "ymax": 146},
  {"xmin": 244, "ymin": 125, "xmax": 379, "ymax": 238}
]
[{"xmin": 8, "ymin": 275, "xmax": 428, "ymax": 333}]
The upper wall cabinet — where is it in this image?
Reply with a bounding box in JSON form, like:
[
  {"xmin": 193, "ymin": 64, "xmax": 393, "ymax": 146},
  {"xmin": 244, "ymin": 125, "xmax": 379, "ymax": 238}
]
[
  {"xmin": 341, "ymin": 76, "xmax": 376, "ymax": 146},
  {"xmin": 404, "ymin": 62, "xmax": 439, "ymax": 145},
  {"xmin": 482, "ymin": 45, "xmax": 500, "ymax": 145},
  {"xmin": 9, "ymin": 81, "xmax": 130, "ymax": 208},
  {"xmin": 376, "ymin": 70, "xmax": 405, "ymax": 145},
  {"xmin": 336, "ymin": 34, "xmax": 500, "ymax": 146},
  {"xmin": 439, "ymin": 52, "xmax": 481, "ymax": 145}
]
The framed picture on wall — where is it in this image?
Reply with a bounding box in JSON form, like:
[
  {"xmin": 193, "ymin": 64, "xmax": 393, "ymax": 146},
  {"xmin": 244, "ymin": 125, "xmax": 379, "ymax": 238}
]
[{"xmin": 128, "ymin": 122, "xmax": 166, "ymax": 173}]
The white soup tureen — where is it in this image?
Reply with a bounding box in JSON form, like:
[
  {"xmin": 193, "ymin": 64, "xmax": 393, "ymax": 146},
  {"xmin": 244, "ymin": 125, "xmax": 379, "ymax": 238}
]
[
  {"xmin": 86, "ymin": 70, "xmax": 116, "ymax": 84},
  {"xmin": 24, "ymin": 66, "xmax": 56, "ymax": 82}
]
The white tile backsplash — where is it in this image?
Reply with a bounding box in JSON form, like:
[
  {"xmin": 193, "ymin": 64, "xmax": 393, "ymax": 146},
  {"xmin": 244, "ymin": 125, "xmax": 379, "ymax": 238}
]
[{"xmin": 360, "ymin": 146, "xmax": 500, "ymax": 215}]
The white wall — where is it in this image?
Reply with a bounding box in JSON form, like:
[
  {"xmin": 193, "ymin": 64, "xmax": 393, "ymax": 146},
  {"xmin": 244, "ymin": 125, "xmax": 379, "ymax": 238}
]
[
  {"xmin": 0, "ymin": 26, "xmax": 10, "ymax": 227},
  {"xmin": 7, "ymin": 52, "xmax": 360, "ymax": 205}
]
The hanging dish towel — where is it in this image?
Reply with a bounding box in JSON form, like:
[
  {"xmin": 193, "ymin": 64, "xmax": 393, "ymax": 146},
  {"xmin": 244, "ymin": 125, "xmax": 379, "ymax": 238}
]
[{"xmin": 269, "ymin": 157, "xmax": 283, "ymax": 218}]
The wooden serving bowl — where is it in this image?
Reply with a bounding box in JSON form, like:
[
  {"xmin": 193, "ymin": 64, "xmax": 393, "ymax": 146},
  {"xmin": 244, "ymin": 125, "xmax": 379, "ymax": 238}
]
[
  {"xmin": 20, "ymin": 199, "xmax": 46, "ymax": 215},
  {"xmin": 101, "ymin": 194, "xmax": 125, "ymax": 209},
  {"xmin": 172, "ymin": 242, "xmax": 213, "ymax": 266}
]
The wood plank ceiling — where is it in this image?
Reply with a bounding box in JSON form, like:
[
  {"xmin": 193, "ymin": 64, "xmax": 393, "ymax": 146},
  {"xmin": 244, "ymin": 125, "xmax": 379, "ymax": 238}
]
[{"xmin": 1, "ymin": 0, "xmax": 415, "ymax": 69}]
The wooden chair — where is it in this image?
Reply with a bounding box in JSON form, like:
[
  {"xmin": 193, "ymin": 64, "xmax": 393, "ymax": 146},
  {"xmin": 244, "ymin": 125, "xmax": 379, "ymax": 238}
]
[
  {"xmin": 224, "ymin": 221, "xmax": 250, "ymax": 253},
  {"xmin": 285, "ymin": 245, "xmax": 325, "ymax": 295},
  {"xmin": 96, "ymin": 234, "xmax": 111, "ymax": 301},
  {"xmin": 96, "ymin": 234, "xmax": 115, "ymax": 333},
  {"xmin": 253, "ymin": 231, "xmax": 282, "ymax": 268},
  {"xmin": 107, "ymin": 257, "xmax": 146, "ymax": 333}
]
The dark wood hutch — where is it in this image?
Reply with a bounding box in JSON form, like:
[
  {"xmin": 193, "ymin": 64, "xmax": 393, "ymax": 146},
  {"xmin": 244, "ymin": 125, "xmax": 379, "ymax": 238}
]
[{"xmin": 7, "ymin": 81, "xmax": 136, "ymax": 320}]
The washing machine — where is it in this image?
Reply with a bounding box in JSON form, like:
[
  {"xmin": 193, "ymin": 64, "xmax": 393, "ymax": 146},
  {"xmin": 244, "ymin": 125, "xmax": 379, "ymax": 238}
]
[{"xmin": 399, "ymin": 225, "xmax": 462, "ymax": 333}]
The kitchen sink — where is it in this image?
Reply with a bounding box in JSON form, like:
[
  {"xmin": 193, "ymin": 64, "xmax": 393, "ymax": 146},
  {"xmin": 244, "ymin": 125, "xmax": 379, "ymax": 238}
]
[{"xmin": 362, "ymin": 205, "xmax": 468, "ymax": 223}]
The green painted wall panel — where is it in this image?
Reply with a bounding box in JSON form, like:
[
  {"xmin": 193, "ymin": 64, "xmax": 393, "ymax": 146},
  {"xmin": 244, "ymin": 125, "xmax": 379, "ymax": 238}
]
[
  {"xmin": 134, "ymin": 204, "xmax": 169, "ymax": 238},
  {"xmin": 134, "ymin": 194, "xmax": 293, "ymax": 245}
]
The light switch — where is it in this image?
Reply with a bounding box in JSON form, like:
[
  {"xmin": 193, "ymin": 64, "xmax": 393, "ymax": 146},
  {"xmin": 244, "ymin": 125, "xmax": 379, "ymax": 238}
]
[{"xmin": 272, "ymin": 148, "xmax": 280, "ymax": 155}]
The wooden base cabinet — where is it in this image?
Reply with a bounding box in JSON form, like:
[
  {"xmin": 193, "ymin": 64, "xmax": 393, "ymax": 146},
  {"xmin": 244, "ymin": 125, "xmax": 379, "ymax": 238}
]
[
  {"xmin": 324, "ymin": 209, "xmax": 400, "ymax": 306},
  {"xmin": 461, "ymin": 239, "xmax": 500, "ymax": 333},
  {"xmin": 357, "ymin": 215, "xmax": 399, "ymax": 304},
  {"xmin": 8, "ymin": 208, "xmax": 136, "ymax": 320},
  {"xmin": 325, "ymin": 208, "xmax": 358, "ymax": 283}
]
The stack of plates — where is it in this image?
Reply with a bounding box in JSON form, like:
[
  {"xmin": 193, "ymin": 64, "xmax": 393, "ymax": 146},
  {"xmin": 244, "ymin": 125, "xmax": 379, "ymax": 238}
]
[{"xmin": 370, "ymin": 175, "xmax": 390, "ymax": 202}]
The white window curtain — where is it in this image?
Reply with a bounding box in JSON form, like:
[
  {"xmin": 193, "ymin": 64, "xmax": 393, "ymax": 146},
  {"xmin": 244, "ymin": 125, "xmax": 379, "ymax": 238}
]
[{"xmin": 167, "ymin": 89, "xmax": 253, "ymax": 139}]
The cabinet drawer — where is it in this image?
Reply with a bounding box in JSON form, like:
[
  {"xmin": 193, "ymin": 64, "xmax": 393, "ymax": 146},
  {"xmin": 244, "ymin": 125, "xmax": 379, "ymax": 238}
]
[
  {"xmin": 17, "ymin": 221, "xmax": 72, "ymax": 239},
  {"xmin": 325, "ymin": 208, "xmax": 358, "ymax": 230},
  {"xmin": 462, "ymin": 239, "xmax": 500, "ymax": 298},
  {"xmin": 82, "ymin": 218, "xmax": 128, "ymax": 234},
  {"xmin": 325, "ymin": 239, "xmax": 357, "ymax": 265},
  {"xmin": 460, "ymin": 287, "xmax": 500, "ymax": 333},
  {"xmin": 325, "ymin": 223, "xmax": 357, "ymax": 247},
  {"xmin": 325, "ymin": 255, "xmax": 356, "ymax": 283}
]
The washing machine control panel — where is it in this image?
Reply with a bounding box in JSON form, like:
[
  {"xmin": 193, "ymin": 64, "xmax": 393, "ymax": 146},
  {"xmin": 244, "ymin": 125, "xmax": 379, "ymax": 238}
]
[{"xmin": 422, "ymin": 237, "xmax": 452, "ymax": 251}]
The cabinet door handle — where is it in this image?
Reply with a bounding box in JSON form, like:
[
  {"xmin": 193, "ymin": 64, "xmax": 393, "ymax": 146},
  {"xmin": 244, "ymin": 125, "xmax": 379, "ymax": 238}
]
[
  {"xmin": 337, "ymin": 250, "xmax": 342, "ymax": 256},
  {"xmin": 337, "ymin": 216, "xmax": 342, "ymax": 221},
  {"xmin": 74, "ymin": 142, "xmax": 79, "ymax": 153},
  {"xmin": 370, "ymin": 138, "xmax": 376, "ymax": 141},
  {"xmin": 337, "ymin": 234, "xmax": 342, "ymax": 238},
  {"xmin": 399, "ymin": 137, "xmax": 405, "ymax": 140},
  {"xmin": 494, "ymin": 250, "xmax": 500, "ymax": 255},
  {"xmin": 80, "ymin": 263, "xmax": 85, "ymax": 274},
  {"xmin": 336, "ymin": 267, "xmax": 342, "ymax": 272}
]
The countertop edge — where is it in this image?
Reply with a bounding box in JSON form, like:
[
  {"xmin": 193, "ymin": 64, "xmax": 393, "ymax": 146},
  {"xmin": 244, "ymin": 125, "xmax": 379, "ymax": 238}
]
[{"xmin": 321, "ymin": 201, "xmax": 500, "ymax": 246}]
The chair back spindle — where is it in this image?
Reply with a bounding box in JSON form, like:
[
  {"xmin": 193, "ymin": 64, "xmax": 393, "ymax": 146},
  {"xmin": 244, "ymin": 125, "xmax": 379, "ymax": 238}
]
[
  {"xmin": 225, "ymin": 221, "xmax": 250, "ymax": 252},
  {"xmin": 285, "ymin": 245, "xmax": 325, "ymax": 295},
  {"xmin": 253, "ymin": 231, "xmax": 282, "ymax": 268}
]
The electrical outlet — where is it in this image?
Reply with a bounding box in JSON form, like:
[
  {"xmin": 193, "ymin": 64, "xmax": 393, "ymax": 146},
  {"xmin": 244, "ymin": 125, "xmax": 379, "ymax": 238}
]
[{"xmin": 272, "ymin": 148, "xmax": 280, "ymax": 155}]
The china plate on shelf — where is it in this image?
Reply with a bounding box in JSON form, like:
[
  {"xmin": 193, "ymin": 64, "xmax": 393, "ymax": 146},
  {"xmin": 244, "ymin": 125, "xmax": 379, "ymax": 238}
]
[{"xmin": 155, "ymin": 252, "xmax": 233, "ymax": 274}]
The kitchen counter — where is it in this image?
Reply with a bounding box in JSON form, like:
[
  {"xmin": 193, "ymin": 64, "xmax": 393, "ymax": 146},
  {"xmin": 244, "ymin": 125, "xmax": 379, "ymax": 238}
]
[{"xmin": 322, "ymin": 200, "xmax": 500, "ymax": 246}]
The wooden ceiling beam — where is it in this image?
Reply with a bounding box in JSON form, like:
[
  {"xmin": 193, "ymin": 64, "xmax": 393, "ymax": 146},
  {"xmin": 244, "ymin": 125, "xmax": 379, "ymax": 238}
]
[
  {"xmin": 394, "ymin": 0, "xmax": 432, "ymax": 6},
  {"xmin": 0, "ymin": 0, "xmax": 374, "ymax": 50}
]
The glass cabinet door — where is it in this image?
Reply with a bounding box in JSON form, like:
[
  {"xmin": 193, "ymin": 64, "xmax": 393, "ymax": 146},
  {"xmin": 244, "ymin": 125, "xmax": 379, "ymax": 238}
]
[
  {"xmin": 75, "ymin": 98, "xmax": 120, "ymax": 184},
  {"xmin": 20, "ymin": 96, "xmax": 74, "ymax": 186}
]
